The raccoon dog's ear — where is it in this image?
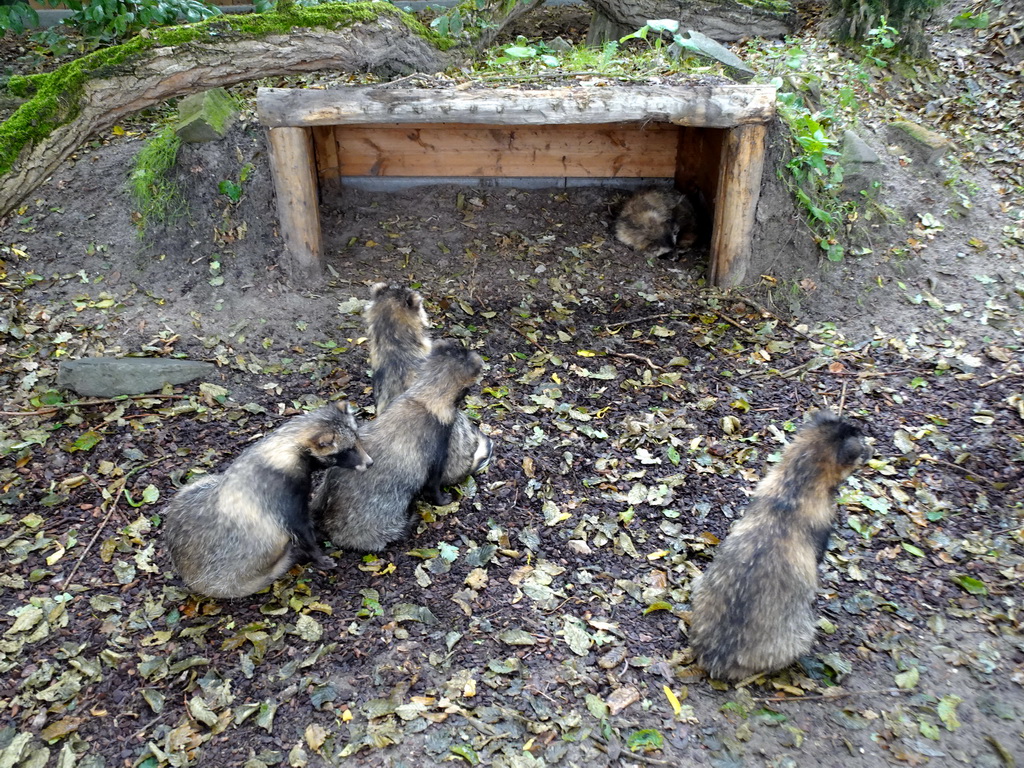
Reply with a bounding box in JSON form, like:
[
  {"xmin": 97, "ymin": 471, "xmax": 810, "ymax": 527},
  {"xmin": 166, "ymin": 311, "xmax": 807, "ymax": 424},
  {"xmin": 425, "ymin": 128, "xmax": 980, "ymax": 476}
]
[
  {"xmin": 333, "ymin": 401, "xmax": 355, "ymax": 416},
  {"xmin": 811, "ymin": 409, "xmax": 839, "ymax": 426},
  {"xmin": 370, "ymin": 282, "xmax": 388, "ymax": 298},
  {"xmin": 837, "ymin": 434, "xmax": 869, "ymax": 466},
  {"xmin": 308, "ymin": 429, "xmax": 339, "ymax": 457}
]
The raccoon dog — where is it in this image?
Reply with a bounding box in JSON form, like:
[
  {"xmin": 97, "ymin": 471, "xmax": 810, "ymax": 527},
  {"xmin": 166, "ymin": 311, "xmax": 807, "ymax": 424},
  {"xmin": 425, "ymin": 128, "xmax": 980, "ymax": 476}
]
[
  {"xmin": 164, "ymin": 402, "xmax": 372, "ymax": 599},
  {"xmin": 312, "ymin": 340, "xmax": 483, "ymax": 552},
  {"xmin": 615, "ymin": 188, "xmax": 699, "ymax": 258},
  {"xmin": 365, "ymin": 282, "xmax": 432, "ymax": 412},
  {"xmin": 365, "ymin": 282, "xmax": 493, "ymax": 485},
  {"xmin": 688, "ymin": 410, "xmax": 872, "ymax": 681}
]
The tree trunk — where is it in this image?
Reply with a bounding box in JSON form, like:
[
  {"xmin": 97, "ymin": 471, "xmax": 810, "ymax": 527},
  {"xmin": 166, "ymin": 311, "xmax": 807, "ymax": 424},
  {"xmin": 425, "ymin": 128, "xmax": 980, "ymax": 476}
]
[
  {"xmin": 0, "ymin": 4, "xmax": 454, "ymax": 219},
  {"xmin": 585, "ymin": 0, "xmax": 794, "ymax": 43}
]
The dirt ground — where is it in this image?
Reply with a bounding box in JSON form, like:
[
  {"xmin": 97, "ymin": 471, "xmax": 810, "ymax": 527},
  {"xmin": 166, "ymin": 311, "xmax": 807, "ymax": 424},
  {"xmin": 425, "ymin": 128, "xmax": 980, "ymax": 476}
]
[{"xmin": 1, "ymin": 2, "xmax": 1022, "ymax": 767}]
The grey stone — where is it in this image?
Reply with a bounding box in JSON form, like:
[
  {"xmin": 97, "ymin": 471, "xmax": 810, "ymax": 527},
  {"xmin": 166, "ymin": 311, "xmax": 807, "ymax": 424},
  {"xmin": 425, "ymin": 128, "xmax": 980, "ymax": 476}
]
[
  {"xmin": 175, "ymin": 88, "xmax": 237, "ymax": 143},
  {"xmin": 673, "ymin": 30, "xmax": 754, "ymax": 81},
  {"xmin": 57, "ymin": 358, "xmax": 216, "ymax": 397},
  {"xmin": 841, "ymin": 130, "xmax": 880, "ymax": 165},
  {"xmin": 547, "ymin": 36, "xmax": 572, "ymax": 53}
]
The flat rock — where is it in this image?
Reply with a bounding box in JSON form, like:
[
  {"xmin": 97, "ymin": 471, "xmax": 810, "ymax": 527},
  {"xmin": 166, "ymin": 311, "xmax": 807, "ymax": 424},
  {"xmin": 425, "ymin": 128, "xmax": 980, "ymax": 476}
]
[{"xmin": 57, "ymin": 358, "xmax": 216, "ymax": 397}]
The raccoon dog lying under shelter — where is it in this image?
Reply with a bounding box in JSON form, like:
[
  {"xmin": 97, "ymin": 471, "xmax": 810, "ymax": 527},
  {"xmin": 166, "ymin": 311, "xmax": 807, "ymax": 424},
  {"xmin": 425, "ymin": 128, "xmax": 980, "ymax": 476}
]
[
  {"xmin": 312, "ymin": 340, "xmax": 484, "ymax": 552},
  {"xmin": 688, "ymin": 410, "xmax": 872, "ymax": 681},
  {"xmin": 365, "ymin": 282, "xmax": 492, "ymax": 486},
  {"xmin": 615, "ymin": 188, "xmax": 700, "ymax": 258},
  {"xmin": 164, "ymin": 402, "xmax": 372, "ymax": 599}
]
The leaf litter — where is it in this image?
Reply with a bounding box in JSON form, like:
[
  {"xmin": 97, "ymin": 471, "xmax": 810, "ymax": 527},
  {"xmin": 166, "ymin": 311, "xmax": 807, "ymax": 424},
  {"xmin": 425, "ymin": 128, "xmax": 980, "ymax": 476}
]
[{"xmin": 1, "ymin": 7, "xmax": 1023, "ymax": 768}]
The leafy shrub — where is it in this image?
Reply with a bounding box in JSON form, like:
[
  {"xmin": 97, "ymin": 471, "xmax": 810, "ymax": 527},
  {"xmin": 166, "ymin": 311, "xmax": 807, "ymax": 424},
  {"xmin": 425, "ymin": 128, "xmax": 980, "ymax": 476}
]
[
  {"xmin": 0, "ymin": 0, "xmax": 221, "ymax": 46},
  {"xmin": 0, "ymin": 2, "xmax": 38, "ymax": 34}
]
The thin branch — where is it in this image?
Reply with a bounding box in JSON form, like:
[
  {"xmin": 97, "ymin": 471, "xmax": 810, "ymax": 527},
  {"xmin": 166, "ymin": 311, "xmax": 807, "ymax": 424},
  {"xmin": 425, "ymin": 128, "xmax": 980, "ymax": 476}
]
[
  {"xmin": 590, "ymin": 733, "xmax": 674, "ymax": 766},
  {"xmin": 602, "ymin": 312, "xmax": 687, "ymax": 331},
  {"xmin": 918, "ymin": 453, "xmax": 1001, "ymax": 488},
  {"xmin": 606, "ymin": 351, "xmax": 666, "ymax": 372},
  {"xmin": 62, "ymin": 457, "xmax": 170, "ymax": 588}
]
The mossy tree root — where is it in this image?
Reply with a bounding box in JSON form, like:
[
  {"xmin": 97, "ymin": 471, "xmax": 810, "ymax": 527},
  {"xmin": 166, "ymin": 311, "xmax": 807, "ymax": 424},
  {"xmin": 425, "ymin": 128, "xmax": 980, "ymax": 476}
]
[{"xmin": 0, "ymin": 3, "xmax": 450, "ymax": 219}]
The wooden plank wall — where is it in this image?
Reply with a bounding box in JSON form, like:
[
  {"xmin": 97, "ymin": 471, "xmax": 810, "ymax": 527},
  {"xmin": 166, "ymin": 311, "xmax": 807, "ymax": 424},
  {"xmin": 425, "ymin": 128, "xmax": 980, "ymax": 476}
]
[{"xmin": 313, "ymin": 122, "xmax": 685, "ymax": 182}]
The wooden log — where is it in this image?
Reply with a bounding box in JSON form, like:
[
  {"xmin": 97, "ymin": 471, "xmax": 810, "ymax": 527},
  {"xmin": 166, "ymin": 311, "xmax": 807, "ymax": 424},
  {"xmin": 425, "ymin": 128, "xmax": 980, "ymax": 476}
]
[
  {"xmin": 708, "ymin": 123, "xmax": 767, "ymax": 288},
  {"xmin": 317, "ymin": 122, "xmax": 679, "ymax": 179},
  {"xmin": 267, "ymin": 126, "xmax": 323, "ymax": 280},
  {"xmin": 257, "ymin": 85, "xmax": 777, "ymax": 130}
]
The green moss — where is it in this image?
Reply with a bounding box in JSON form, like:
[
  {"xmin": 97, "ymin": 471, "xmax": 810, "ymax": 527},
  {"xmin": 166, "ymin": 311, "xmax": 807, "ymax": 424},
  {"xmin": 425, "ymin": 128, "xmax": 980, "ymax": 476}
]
[
  {"xmin": 735, "ymin": 0, "xmax": 792, "ymax": 14},
  {"xmin": 0, "ymin": 2, "xmax": 449, "ymax": 179},
  {"xmin": 129, "ymin": 124, "xmax": 185, "ymax": 232},
  {"xmin": 206, "ymin": 92, "xmax": 237, "ymax": 134}
]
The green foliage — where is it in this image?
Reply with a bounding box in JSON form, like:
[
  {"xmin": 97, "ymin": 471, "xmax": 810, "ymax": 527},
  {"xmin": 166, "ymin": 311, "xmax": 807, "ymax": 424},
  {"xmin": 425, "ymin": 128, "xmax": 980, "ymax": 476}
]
[
  {"xmin": 0, "ymin": 2, "xmax": 38, "ymax": 35},
  {"xmin": 219, "ymin": 162, "xmax": 254, "ymax": 204},
  {"xmin": 218, "ymin": 179, "xmax": 243, "ymax": 204},
  {"xmin": 1, "ymin": 3, "xmax": 439, "ymax": 182},
  {"xmin": 129, "ymin": 125, "xmax": 185, "ymax": 232},
  {"xmin": 861, "ymin": 16, "xmax": 898, "ymax": 66},
  {"xmin": 769, "ymin": 53, "xmax": 847, "ymax": 261},
  {"xmin": 829, "ymin": 0, "xmax": 941, "ymax": 47},
  {"xmin": 473, "ymin": 27, "xmax": 723, "ymax": 80},
  {"xmin": 949, "ymin": 9, "xmax": 988, "ymax": 29},
  {"xmin": 38, "ymin": 0, "xmax": 222, "ymax": 45}
]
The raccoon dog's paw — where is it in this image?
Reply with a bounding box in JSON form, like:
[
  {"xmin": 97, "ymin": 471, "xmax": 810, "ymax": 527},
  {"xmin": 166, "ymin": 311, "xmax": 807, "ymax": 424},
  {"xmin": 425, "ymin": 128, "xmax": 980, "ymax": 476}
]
[
  {"xmin": 424, "ymin": 488, "xmax": 454, "ymax": 506},
  {"xmin": 313, "ymin": 553, "xmax": 337, "ymax": 569}
]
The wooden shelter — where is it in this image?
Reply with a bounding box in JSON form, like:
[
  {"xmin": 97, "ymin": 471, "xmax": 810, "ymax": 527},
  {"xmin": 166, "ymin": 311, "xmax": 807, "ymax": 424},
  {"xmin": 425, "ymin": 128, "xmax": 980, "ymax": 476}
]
[{"xmin": 256, "ymin": 83, "xmax": 776, "ymax": 286}]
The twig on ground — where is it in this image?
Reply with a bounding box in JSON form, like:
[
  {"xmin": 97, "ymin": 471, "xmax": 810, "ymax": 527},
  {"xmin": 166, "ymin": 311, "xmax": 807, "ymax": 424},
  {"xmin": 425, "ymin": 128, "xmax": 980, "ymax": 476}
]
[
  {"xmin": 919, "ymin": 453, "xmax": 1000, "ymax": 487},
  {"xmin": 979, "ymin": 372, "xmax": 1023, "ymax": 388},
  {"xmin": 590, "ymin": 733, "xmax": 674, "ymax": 766},
  {"xmin": 606, "ymin": 351, "xmax": 665, "ymax": 372},
  {"xmin": 499, "ymin": 318, "xmax": 549, "ymax": 353},
  {"xmin": 63, "ymin": 458, "xmax": 169, "ymax": 588},
  {"xmin": 602, "ymin": 312, "xmax": 687, "ymax": 331},
  {"xmin": 713, "ymin": 311, "xmax": 762, "ymax": 340}
]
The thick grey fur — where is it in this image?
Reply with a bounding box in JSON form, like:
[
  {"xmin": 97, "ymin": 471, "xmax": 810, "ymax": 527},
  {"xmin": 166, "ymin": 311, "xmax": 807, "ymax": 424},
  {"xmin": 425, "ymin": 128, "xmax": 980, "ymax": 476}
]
[
  {"xmin": 312, "ymin": 340, "xmax": 483, "ymax": 552},
  {"xmin": 163, "ymin": 402, "xmax": 372, "ymax": 599},
  {"xmin": 365, "ymin": 282, "xmax": 492, "ymax": 486},
  {"xmin": 615, "ymin": 188, "xmax": 699, "ymax": 258},
  {"xmin": 688, "ymin": 410, "xmax": 872, "ymax": 680}
]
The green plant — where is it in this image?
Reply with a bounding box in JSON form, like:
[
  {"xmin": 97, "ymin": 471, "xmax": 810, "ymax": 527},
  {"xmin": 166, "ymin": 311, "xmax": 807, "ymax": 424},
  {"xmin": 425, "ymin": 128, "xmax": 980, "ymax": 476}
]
[
  {"xmin": 40, "ymin": 0, "xmax": 221, "ymax": 45},
  {"xmin": 829, "ymin": 0, "xmax": 941, "ymax": 51},
  {"xmin": 0, "ymin": 2, "xmax": 38, "ymax": 34},
  {"xmin": 129, "ymin": 125, "xmax": 185, "ymax": 233},
  {"xmin": 489, "ymin": 36, "xmax": 558, "ymax": 67},
  {"xmin": 218, "ymin": 179, "xmax": 243, "ymax": 204},
  {"xmin": 219, "ymin": 163, "xmax": 254, "ymax": 204},
  {"xmin": 773, "ymin": 83, "xmax": 847, "ymax": 261},
  {"xmin": 861, "ymin": 16, "xmax": 898, "ymax": 66}
]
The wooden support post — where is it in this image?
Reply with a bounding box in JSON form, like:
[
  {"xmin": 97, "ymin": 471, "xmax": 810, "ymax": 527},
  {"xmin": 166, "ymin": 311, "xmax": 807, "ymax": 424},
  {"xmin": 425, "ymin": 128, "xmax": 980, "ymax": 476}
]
[
  {"xmin": 267, "ymin": 126, "xmax": 322, "ymax": 279},
  {"xmin": 708, "ymin": 123, "xmax": 767, "ymax": 288}
]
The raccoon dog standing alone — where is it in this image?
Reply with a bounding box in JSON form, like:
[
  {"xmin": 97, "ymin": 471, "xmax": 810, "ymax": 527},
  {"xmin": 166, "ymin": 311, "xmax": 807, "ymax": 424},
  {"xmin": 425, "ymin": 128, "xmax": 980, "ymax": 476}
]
[
  {"xmin": 164, "ymin": 402, "xmax": 372, "ymax": 599},
  {"xmin": 615, "ymin": 189, "xmax": 698, "ymax": 258},
  {"xmin": 313, "ymin": 340, "xmax": 483, "ymax": 552},
  {"xmin": 365, "ymin": 282, "xmax": 492, "ymax": 485},
  {"xmin": 688, "ymin": 410, "xmax": 872, "ymax": 681}
]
